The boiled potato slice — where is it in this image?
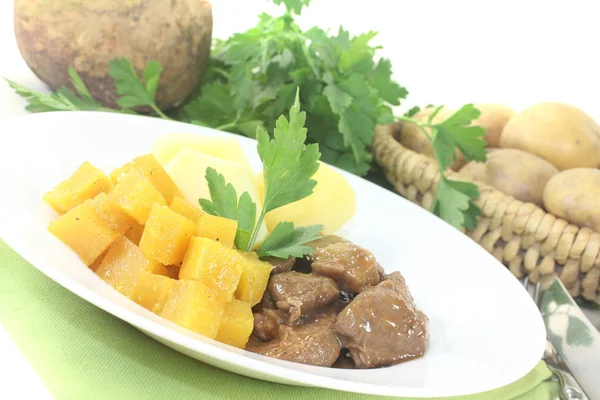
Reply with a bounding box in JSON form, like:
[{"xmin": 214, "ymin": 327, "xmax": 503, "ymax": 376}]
[
  {"xmin": 151, "ymin": 133, "xmax": 252, "ymax": 171},
  {"xmin": 164, "ymin": 148, "xmax": 268, "ymax": 248},
  {"xmin": 196, "ymin": 214, "xmax": 238, "ymax": 248},
  {"xmin": 254, "ymin": 162, "xmax": 356, "ymax": 235}
]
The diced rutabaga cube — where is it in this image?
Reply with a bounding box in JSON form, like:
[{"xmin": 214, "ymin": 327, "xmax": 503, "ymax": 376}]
[
  {"xmin": 95, "ymin": 237, "xmax": 168, "ymax": 297},
  {"xmin": 195, "ymin": 213, "xmax": 238, "ymax": 248},
  {"xmin": 48, "ymin": 199, "xmax": 120, "ymax": 266},
  {"xmin": 235, "ymin": 252, "xmax": 274, "ymax": 307},
  {"xmin": 91, "ymin": 192, "xmax": 134, "ymax": 236},
  {"xmin": 43, "ymin": 161, "xmax": 113, "ymax": 214},
  {"xmin": 129, "ymin": 271, "xmax": 176, "ymax": 313},
  {"xmin": 179, "ymin": 237, "xmax": 245, "ymax": 302},
  {"xmin": 124, "ymin": 222, "xmax": 145, "ymax": 246},
  {"xmin": 215, "ymin": 299, "xmax": 254, "ymax": 348},
  {"xmin": 108, "ymin": 169, "xmax": 166, "ymax": 224},
  {"xmin": 139, "ymin": 204, "xmax": 196, "ymax": 266},
  {"xmin": 170, "ymin": 196, "xmax": 204, "ymax": 223},
  {"xmin": 159, "ymin": 279, "xmax": 226, "ymax": 339},
  {"xmin": 110, "ymin": 154, "xmax": 182, "ymax": 204}
]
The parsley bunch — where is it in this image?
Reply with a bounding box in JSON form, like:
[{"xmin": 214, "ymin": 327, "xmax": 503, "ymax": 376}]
[{"xmin": 185, "ymin": 0, "xmax": 406, "ymax": 177}]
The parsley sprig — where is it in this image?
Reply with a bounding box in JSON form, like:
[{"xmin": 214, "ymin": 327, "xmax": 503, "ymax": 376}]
[
  {"xmin": 396, "ymin": 105, "xmax": 487, "ymax": 230},
  {"xmin": 199, "ymin": 90, "xmax": 323, "ymax": 258}
]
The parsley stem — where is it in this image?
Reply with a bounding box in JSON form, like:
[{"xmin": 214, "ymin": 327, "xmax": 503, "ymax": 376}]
[
  {"xmin": 151, "ymin": 104, "xmax": 171, "ymax": 120},
  {"xmin": 395, "ymin": 115, "xmax": 432, "ymax": 142},
  {"xmin": 246, "ymin": 210, "xmax": 267, "ymax": 252}
]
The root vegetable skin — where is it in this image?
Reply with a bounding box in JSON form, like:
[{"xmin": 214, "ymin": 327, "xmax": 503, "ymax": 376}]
[
  {"xmin": 459, "ymin": 149, "xmax": 558, "ymax": 206},
  {"xmin": 499, "ymin": 102, "xmax": 600, "ymax": 170},
  {"xmin": 472, "ymin": 104, "xmax": 515, "ymax": 148},
  {"xmin": 14, "ymin": 0, "xmax": 213, "ymax": 110},
  {"xmin": 543, "ymin": 168, "xmax": 600, "ymax": 232}
]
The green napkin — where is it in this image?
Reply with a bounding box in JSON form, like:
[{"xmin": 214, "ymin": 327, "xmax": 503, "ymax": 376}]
[{"xmin": 0, "ymin": 240, "xmax": 559, "ymax": 400}]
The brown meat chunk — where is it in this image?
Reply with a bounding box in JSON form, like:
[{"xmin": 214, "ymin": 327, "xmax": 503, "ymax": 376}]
[
  {"xmin": 312, "ymin": 242, "xmax": 380, "ymax": 293},
  {"xmin": 252, "ymin": 308, "xmax": 286, "ymax": 342},
  {"xmin": 263, "ymin": 256, "xmax": 296, "ymax": 274},
  {"xmin": 334, "ymin": 272, "xmax": 428, "ymax": 368},
  {"xmin": 269, "ymin": 271, "xmax": 340, "ymax": 322},
  {"xmin": 246, "ymin": 314, "xmax": 341, "ymax": 367},
  {"xmin": 302, "ymin": 235, "xmax": 347, "ymax": 263}
]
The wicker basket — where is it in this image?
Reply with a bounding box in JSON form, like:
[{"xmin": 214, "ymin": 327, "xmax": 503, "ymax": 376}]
[{"xmin": 373, "ymin": 121, "xmax": 600, "ymax": 301}]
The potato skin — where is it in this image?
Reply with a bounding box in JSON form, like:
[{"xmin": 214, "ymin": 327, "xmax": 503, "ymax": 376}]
[
  {"xmin": 14, "ymin": 0, "xmax": 213, "ymax": 110},
  {"xmin": 543, "ymin": 168, "xmax": 600, "ymax": 231},
  {"xmin": 484, "ymin": 149, "xmax": 558, "ymax": 206},
  {"xmin": 401, "ymin": 107, "xmax": 466, "ymax": 170},
  {"xmin": 500, "ymin": 102, "xmax": 600, "ymax": 170},
  {"xmin": 472, "ymin": 104, "xmax": 515, "ymax": 147},
  {"xmin": 459, "ymin": 149, "xmax": 557, "ymax": 206}
]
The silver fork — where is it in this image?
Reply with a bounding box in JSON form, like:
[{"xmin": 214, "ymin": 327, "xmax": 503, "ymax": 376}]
[{"xmin": 521, "ymin": 276, "xmax": 587, "ymax": 400}]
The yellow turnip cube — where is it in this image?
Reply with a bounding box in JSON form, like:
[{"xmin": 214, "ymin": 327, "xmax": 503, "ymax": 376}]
[
  {"xmin": 48, "ymin": 199, "xmax": 119, "ymax": 266},
  {"xmin": 91, "ymin": 192, "xmax": 134, "ymax": 236},
  {"xmin": 139, "ymin": 204, "xmax": 196, "ymax": 265},
  {"xmin": 129, "ymin": 271, "xmax": 175, "ymax": 313},
  {"xmin": 125, "ymin": 222, "xmax": 145, "ymax": 246},
  {"xmin": 159, "ymin": 280, "xmax": 226, "ymax": 338},
  {"xmin": 43, "ymin": 161, "xmax": 113, "ymax": 214},
  {"xmin": 235, "ymin": 252, "xmax": 274, "ymax": 306},
  {"xmin": 196, "ymin": 214, "xmax": 238, "ymax": 248},
  {"xmin": 179, "ymin": 237, "xmax": 245, "ymax": 302},
  {"xmin": 110, "ymin": 154, "xmax": 182, "ymax": 204},
  {"xmin": 170, "ymin": 196, "xmax": 204, "ymax": 223},
  {"xmin": 95, "ymin": 237, "xmax": 168, "ymax": 297},
  {"xmin": 215, "ymin": 299, "xmax": 254, "ymax": 348},
  {"xmin": 108, "ymin": 169, "xmax": 167, "ymax": 224}
]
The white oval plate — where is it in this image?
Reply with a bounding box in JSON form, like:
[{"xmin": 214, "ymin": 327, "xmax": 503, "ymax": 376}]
[{"xmin": 0, "ymin": 112, "xmax": 545, "ymax": 398}]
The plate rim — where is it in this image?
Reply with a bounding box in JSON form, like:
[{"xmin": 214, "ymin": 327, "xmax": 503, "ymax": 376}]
[{"xmin": 0, "ymin": 111, "xmax": 547, "ymax": 398}]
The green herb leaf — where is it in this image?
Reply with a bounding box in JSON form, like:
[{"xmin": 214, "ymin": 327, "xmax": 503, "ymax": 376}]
[
  {"xmin": 6, "ymin": 75, "xmax": 105, "ymax": 113},
  {"xmin": 199, "ymin": 167, "xmax": 256, "ymax": 250},
  {"xmin": 431, "ymin": 104, "xmax": 487, "ymax": 171},
  {"xmin": 108, "ymin": 58, "xmax": 168, "ymax": 119},
  {"xmin": 397, "ymin": 104, "xmax": 487, "ymax": 230},
  {"xmin": 431, "ymin": 177, "xmax": 481, "ymax": 231},
  {"xmin": 256, "ymin": 90, "xmax": 321, "ymax": 213},
  {"xmin": 257, "ymin": 222, "xmax": 323, "ymax": 258}
]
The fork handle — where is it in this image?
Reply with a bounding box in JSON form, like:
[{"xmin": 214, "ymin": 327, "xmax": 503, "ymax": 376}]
[{"xmin": 548, "ymin": 365, "xmax": 588, "ymax": 400}]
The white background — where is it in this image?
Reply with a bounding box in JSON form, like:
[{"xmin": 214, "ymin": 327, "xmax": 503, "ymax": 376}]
[{"xmin": 2, "ymin": 0, "xmax": 600, "ymax": 398}]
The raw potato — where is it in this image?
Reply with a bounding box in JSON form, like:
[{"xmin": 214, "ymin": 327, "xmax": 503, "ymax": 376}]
[
  {"xmin": 543, "ymin": 168, "xmax": 600, "ymax": 231},
  {"xmin": 500, "ymin": 102, "xmax": 600, "ymax": 170},
  {"xmin": 472, "ymin": 104, "xmax": 515, "ymax": 147},
  {"xmin": 14, "ymin": 0, "xmax": 213, "ymax": 109},
  {"xmin": 482, "ymin": 149, "xmax": 558, "ymax": 206},
  {"xmin": 401, "ymin": 107, "xmax": 466, "ymax": 170}
]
